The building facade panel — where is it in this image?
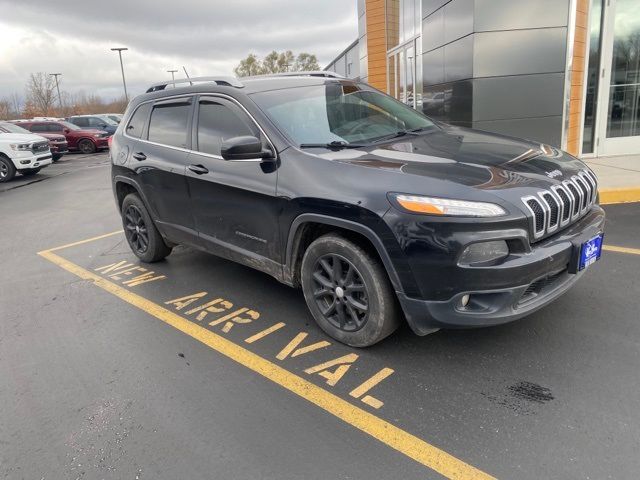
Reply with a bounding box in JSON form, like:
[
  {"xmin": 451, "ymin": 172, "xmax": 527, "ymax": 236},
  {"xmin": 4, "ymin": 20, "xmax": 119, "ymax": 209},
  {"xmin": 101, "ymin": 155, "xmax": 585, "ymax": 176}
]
[{"xmin": 325, "ymin": 0, "xmax": 640, "ymax": 157}]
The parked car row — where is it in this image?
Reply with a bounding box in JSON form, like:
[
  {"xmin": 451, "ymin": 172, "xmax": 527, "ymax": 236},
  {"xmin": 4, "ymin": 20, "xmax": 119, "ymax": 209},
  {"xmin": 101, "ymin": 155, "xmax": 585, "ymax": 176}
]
[{"xmin": 0, "ymin": 112, "xmax": 121, "ymax": 182}]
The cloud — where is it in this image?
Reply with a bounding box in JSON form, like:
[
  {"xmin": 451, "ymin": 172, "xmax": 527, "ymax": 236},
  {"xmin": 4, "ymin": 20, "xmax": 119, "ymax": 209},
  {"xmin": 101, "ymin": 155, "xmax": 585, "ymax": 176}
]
[{"xmin": 0, "ymin": 0, "xmax": 358, "ymax": 100}]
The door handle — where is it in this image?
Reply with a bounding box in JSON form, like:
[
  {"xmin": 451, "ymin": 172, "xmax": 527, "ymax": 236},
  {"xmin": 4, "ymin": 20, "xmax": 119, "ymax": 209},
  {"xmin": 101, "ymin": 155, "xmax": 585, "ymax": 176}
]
[
  {"xmin": 188, "ymin": 164, "xmax": 209, "ymax": 175},
  {"xmin": 132, "ymin": 152, "xmax": 146, "ymax": 161}
]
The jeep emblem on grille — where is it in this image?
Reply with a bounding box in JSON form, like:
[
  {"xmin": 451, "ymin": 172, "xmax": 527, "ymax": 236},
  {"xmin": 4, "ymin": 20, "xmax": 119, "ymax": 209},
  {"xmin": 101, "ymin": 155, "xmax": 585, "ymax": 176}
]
[{"xmin": 546, "ymin": 169, "xmax": 562, "ymax": 178}]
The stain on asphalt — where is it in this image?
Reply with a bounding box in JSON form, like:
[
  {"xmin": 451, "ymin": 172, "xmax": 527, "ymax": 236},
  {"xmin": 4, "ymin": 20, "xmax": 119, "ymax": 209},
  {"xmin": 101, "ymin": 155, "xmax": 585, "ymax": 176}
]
[
  {"xmin": 508, "ymin": 381, "xmax": 554, "ymax": 404},
  {"xmin": 482, "ymin": 381, "xmax": 554, "ymax": 415}
]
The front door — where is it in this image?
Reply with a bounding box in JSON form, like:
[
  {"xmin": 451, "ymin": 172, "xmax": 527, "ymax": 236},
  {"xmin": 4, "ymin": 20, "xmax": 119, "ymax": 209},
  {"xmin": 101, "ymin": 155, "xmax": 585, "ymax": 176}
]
[
  {"xmin": 596, "ymin": 0, "xmax": 640, "ymax": 155},
  {"xmin": 186, "ymin": 95, "xmax": 280, "ymax": 271}
]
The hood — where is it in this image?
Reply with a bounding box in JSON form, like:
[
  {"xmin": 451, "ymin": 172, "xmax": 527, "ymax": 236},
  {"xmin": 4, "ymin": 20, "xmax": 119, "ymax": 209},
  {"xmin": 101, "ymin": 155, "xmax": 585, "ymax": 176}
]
[
  {"xmin": 314, "ymin": 125, "xmax": 587, "ymax": 194},
  {"xmin": 0, "ymin": 132, "xmax": 47, "ymax": 143}
]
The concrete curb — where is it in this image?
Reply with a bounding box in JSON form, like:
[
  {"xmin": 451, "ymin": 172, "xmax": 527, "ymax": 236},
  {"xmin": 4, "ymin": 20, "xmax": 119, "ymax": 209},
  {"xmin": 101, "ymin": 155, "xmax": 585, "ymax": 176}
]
[{"xmin": 599, "ymin": 187, "xmax": 640, "ymax": 205}]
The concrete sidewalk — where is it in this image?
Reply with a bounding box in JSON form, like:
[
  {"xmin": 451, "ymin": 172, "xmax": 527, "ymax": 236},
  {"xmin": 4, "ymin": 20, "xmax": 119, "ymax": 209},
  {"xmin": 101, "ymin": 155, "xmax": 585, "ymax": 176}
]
[{"xmin": 583, "ymin": 154, "xmax": 640, "ymax": 204}]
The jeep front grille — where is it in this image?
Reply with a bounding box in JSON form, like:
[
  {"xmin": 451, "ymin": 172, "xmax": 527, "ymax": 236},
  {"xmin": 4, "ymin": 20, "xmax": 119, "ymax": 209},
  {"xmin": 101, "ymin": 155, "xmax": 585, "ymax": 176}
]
[{"xmin": 522, "ymin": 169, "xmax": 598, "ymax": 241}]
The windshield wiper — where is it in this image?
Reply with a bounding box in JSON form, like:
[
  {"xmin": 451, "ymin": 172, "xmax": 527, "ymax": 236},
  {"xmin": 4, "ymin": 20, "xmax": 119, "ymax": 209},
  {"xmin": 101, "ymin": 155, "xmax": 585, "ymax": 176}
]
[{"xmin": 299, "ymin": 141, "xmax": 366, "ymax": 150}]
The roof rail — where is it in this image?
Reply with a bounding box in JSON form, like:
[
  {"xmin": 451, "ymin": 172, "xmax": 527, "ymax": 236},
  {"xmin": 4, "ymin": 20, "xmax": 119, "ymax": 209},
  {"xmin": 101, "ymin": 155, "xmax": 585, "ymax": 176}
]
[
  {"xmin": 246, "ymin": 71, "xmax": 345, "ymax": 80},
  {"xmin": 145, "ymin": 76, "xmax": 244, "ymax": 93}
]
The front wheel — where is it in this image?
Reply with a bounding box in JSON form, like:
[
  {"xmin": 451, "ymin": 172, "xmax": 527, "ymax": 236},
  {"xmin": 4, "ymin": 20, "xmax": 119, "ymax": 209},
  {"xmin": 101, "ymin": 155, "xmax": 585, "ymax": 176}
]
[
  {"xmin": 0, "ymin": 156, "xmax": 16, "ymax": 183},
  {"xmin": 21, "ymin": 168, "xmax": 41, "ymax": 176},
  {"xmin": 301, "ymin": 234, "xmax": 400, "ymax": 347},
  {"xmin": 121, "ymin": 193, "xmax": 172, "ymax": 263},
  {"xmin": 78, "ymin": 139, "xmax": 96, "ymax": 154}
]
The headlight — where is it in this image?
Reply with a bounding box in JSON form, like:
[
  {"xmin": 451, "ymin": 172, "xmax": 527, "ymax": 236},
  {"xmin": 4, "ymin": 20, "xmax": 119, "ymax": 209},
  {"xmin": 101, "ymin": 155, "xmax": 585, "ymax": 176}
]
[
  {"xmin": 392, "ymin": 194, "xmax": 506, "ymax": 217},
  {"xmin": 458, "ymin": 240, "xmax": 509, "ymax": 265},
  {"xmin": 10, "ymin": 143, "xmax": 32, "ymax": 151},
  {"xmin": 93, "ymin": 133, "xmax": 102, "ymax": 138}
]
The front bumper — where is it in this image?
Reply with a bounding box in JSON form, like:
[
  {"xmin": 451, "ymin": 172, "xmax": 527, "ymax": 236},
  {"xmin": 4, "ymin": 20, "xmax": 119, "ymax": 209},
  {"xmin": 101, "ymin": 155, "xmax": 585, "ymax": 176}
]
[
  {"xmin": 12, "ymin": 151, "xmax": 53, "ymax": 170},
  {"xmin": 395, "ymin": 206, "xmax": 605, "ymax": 334}
]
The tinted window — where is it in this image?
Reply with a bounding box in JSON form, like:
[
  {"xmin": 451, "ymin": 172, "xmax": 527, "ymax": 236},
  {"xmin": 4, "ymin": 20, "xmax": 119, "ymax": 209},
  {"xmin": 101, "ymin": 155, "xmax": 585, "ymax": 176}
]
[
  {"xmin": 147, "ymin": 101, "xmax": 191, "ymax": 148},
  {"xmin": 47, "ymin": 123, "xmax": 63, "ymax": 132},
  {"xmin": 126, "ymin": 103, "xmax": 152, "ymax": 139},
  {"xmin": 73, "ymin": 117, "xmax": 89, "ymax": 127},
  {"xmin": 197, "ymin": 99, "xmax": 258, "ymax": 156},
  {"xmin": 88, "ymin": 117, "xmax": 103, "ymax": 127},
  {"xmin": 29, "ymin": 124, "xmax": 48, "ymax": 132}
]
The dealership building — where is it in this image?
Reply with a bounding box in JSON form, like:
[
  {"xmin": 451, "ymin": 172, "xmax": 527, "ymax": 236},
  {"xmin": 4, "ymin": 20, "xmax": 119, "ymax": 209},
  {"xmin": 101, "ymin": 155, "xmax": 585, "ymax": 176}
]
[{"xmin": 325, "ymin": 0, "xmax": 640, "ymax": 158}]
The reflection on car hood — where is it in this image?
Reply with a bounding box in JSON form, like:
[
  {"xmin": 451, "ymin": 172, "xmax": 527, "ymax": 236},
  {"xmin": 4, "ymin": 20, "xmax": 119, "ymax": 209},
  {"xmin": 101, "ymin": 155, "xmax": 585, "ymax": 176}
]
[{"xmin": 314, "ymin": 125, "xmax": 587, "ymax": 191}]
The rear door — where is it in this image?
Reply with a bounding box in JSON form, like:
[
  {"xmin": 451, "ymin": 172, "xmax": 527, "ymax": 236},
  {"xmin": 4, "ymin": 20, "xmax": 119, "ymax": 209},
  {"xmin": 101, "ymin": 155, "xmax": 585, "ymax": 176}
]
[
  {"xmin": 186, "ymin": 95, "xmax": 281, "ymax": 268},
  {"xmin": 126, "ymin": 97, "xmax": 196, "ymax": 244}
]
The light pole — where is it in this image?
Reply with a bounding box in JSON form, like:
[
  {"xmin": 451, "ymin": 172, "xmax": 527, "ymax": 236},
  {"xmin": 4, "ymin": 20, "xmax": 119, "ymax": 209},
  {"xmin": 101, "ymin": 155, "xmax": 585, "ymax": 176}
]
[
  {"xmin": 111, "ymin": 47, "xmax": 129, "ymax": 101},
  {"xmin": 167, "ymin": 69, "xmax": 178, "ymax": 88},
  {"xmin": 49, "ymin": 73, "xmax": 63, "ymax": 112}
]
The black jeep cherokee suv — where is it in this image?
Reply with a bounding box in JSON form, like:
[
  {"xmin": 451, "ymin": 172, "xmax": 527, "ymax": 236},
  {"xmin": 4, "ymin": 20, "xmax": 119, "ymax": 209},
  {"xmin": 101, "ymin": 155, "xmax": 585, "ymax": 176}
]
[{"xmin": 110, "ymin": 73, "xmax": 605, "ymax": 347}]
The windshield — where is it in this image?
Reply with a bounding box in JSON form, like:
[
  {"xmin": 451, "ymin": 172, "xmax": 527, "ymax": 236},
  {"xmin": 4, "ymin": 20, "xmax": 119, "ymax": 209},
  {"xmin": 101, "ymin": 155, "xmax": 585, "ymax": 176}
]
[
  {"xmin": 251, "ymin": 83, "xmax": 435, "ymax": 146},
  {"xmin": 61, "ymin": 121, "xmax": 81, "ymax": 130},
  {"xmin": 108, "ymin": 115, "xmax": 122, "ymax": 123},
  {"xmin": 0, "ymin": 122, "xmax": 31, "ymax": 134}
]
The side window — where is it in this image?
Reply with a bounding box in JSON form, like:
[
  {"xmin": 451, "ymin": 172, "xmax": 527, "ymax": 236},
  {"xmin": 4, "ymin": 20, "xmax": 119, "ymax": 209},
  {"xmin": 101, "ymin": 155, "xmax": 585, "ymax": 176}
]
[
  {"xmin": 147, "ymin": 100, "xmax": 191, "ymax": 148},
  {"xmin": 88, "ymin": 117, "xmax": 104, "ymax": 127},
  {"xmin": 125, "ymin": 103, "xmax": 152, "ymax": 139},
  {"xmin": 48, "ymin": 123, "xmax": 63, "ymax": 132},
  {"xmin": 196, "ymin": 98, "xmax": 259, "ymax": 156},
  {"xmin": 74, "ymin": 118, "xmax": 88, "ymax": 127},
  {"xmin": 30, "ymin": 124, "xmax": 46, "ymax": 132}
]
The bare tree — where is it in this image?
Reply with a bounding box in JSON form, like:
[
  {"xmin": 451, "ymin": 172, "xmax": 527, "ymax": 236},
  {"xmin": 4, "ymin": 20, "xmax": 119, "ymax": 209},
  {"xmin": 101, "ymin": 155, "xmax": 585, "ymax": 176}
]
[{"xmin": 25, "ymin": 72, "xmax": 57, "ymax": 116}]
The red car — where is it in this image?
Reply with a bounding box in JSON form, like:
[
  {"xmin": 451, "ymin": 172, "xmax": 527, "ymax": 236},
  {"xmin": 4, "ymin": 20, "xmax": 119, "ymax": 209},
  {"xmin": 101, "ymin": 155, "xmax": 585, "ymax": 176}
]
[
  {"xmin": 0, "ymin": 121, "xmax": 66, "ymax": 162},
  {"xmin": 15, "ymin": 120, "xmax": 110, "ymax": 154}
]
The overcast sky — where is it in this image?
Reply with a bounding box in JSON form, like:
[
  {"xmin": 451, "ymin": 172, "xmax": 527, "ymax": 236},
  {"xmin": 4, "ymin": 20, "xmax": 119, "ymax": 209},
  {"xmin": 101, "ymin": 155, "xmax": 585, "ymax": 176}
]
[{"xmin": 0, "ymin": 0, "xmax": 358, "ymax": 102}]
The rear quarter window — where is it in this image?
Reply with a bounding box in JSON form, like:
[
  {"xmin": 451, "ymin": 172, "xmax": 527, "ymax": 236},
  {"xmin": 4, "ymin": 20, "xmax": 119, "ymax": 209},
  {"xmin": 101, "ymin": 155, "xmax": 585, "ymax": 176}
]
[{"xmin": 125, "ymin": 103, "xmax": 152, "ymax": 139}]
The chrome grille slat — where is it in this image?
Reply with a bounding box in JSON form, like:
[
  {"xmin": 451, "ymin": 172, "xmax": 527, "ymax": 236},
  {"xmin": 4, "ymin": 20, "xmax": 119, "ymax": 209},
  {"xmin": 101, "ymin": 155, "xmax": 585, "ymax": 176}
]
[{"xmin": 522, "ymin": 169, "xmax": 598, "ymax": 242}]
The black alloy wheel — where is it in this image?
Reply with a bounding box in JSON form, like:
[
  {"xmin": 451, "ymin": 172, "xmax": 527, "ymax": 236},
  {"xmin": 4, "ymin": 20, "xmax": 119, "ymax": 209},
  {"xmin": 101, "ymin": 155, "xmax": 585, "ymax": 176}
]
[
  {"xmin": 124, "ymin": 204, "xmax": 149, "ymax": 254},
  {"xmin": 311, "ymin": 253, "xmax": 369, "ymax": 332}
]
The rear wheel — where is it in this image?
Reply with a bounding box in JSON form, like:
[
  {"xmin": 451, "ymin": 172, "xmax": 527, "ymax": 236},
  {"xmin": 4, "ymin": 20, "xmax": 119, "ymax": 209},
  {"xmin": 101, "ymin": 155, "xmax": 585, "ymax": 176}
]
[
  {"xmin": 0, "ymin": 156, "xmax": 16, "ymax": 183},
  {"xmin": 21, "ymin": 168, "xmax": 41, "ymax": 176},
  {"xmin": 121, "ymin": 193, "xmax": 172, "ymax": 262},
  {"xmin": 78, "ymin": 139, "xmax": 96, "ymax": 154},
  {"xmin": 301, "ymin": 234, "xmax": 400, "ymax": 347}
]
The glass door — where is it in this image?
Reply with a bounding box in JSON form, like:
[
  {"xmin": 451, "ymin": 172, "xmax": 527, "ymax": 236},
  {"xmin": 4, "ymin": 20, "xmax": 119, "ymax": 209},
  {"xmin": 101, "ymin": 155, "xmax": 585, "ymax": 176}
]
[
  {"xmin": 597, "ymin": 0, "xmax": 640, "ymax": 155},
  {"xmin": 387, "ymin": 40, "xmax": 418, "ymax": 109}
]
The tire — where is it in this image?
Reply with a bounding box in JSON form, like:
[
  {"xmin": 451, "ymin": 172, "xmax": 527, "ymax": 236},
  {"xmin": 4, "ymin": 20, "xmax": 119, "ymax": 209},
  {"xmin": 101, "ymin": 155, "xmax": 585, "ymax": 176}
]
[
  {"xmin": 0, "ymin": 156, "xmax": 16, "ymax": 183},
  {"xmin": 21, "ymin": 168, "xmax": 41, "ymax": 176},
  {"xmin": 121, "ymin": 193, "xmax": 172, "ymax": 262},
  {"xmin": 78, "ymin": 139, "xmax": 96, "ymax": 154},
  {"xmin": 300, "ymin": 233, "xmax": 400, "ymax": 347},
  {"xmin": 52, "ymin": 154, "xmax": 62, "ymax": 162}
]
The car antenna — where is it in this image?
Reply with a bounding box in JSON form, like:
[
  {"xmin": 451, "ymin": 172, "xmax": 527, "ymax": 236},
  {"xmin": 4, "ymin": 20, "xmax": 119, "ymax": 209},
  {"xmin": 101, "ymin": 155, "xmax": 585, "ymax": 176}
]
[{"xmin": 182, "ymin": 67, "xmax": 193, "ymax": 86}]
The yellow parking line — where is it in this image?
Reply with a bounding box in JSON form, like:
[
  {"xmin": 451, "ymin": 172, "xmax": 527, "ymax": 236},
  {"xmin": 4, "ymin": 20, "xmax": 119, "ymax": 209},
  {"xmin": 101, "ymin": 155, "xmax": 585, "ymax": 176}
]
[
  {"xmin": 38, "ymin": 244, "xmax": 495, "ymax": 480},
  {"xmin": 603, "ymin": 245, "xmax": 640, "ymax": 256},
  {"xmin": 46, "ymin": 230, "xmax": 123, "ymax": 252}
]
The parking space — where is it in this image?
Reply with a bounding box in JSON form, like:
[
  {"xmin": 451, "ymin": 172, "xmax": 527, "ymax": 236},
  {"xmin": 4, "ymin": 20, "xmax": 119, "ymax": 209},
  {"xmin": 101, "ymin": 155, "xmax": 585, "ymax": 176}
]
[{"xmin": 1, "ymin": 154, "xmax": 640, "ymax": 479}]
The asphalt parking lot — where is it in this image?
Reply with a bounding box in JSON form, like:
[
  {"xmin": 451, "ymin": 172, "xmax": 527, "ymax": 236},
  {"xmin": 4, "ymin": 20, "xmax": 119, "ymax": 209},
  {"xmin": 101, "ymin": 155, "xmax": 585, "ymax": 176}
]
[{"xmin": 1, "ymin": 153, "xmax": 639, "ymax": 480}]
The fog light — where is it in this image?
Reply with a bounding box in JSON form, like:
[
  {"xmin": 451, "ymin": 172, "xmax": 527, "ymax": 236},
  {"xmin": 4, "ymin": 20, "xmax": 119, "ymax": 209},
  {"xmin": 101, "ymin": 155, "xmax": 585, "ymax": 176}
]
[
  {"xmin": 20, "ymin": 160, "xmax": 31, "ymax": 165},
  {"xmin": 459, "ymin": 240, "xmax": 509, "ymax": 266},
  {"xmin": 460, "ymin": 294, "xmax": 470, "ymax": 307}
]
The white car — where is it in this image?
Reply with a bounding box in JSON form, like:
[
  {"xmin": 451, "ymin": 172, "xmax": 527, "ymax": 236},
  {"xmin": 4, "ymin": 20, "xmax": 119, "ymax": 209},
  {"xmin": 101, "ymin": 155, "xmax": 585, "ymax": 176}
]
[{"xmin": 0, "ymin": 125, "xmax": 52, "ymax": 182}]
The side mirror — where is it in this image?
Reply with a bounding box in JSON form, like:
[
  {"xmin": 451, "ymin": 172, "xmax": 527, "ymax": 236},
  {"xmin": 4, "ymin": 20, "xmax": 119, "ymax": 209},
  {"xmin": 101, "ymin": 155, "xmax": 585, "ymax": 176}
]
[
  {"xmin": 64, "ymin": 129, "xmax": 70, "ymax": 134},
  {"xmin": 99, "ymin": 124, "xmax": 107, "ymax": 128},
  {"xmin": 221, "ymin": 135, "xmax": 273, "ymax": 161}
]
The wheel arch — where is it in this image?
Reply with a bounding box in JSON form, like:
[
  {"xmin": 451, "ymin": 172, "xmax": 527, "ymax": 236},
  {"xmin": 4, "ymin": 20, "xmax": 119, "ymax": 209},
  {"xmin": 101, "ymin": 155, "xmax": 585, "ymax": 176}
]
[
  {"xmin": 284, "ymin": 214, "xmax": 406, "ymax": 294},
  {"xmin": 113, "ymin": 176, "xmax": 158, "ymax": 219}
]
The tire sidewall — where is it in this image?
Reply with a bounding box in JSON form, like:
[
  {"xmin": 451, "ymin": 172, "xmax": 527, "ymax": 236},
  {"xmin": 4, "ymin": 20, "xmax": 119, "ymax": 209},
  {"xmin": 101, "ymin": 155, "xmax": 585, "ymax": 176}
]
[
  {"xmin": 0, "ymin": 156, "xmax": 16, "ymax": 183},
  {"xmin": 301, "ymin": 235, "xmax": 398, "ymax": 347},
  {"xmin": 79, "ymin": 139, "xmax": 96, "ymax": 154}
]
